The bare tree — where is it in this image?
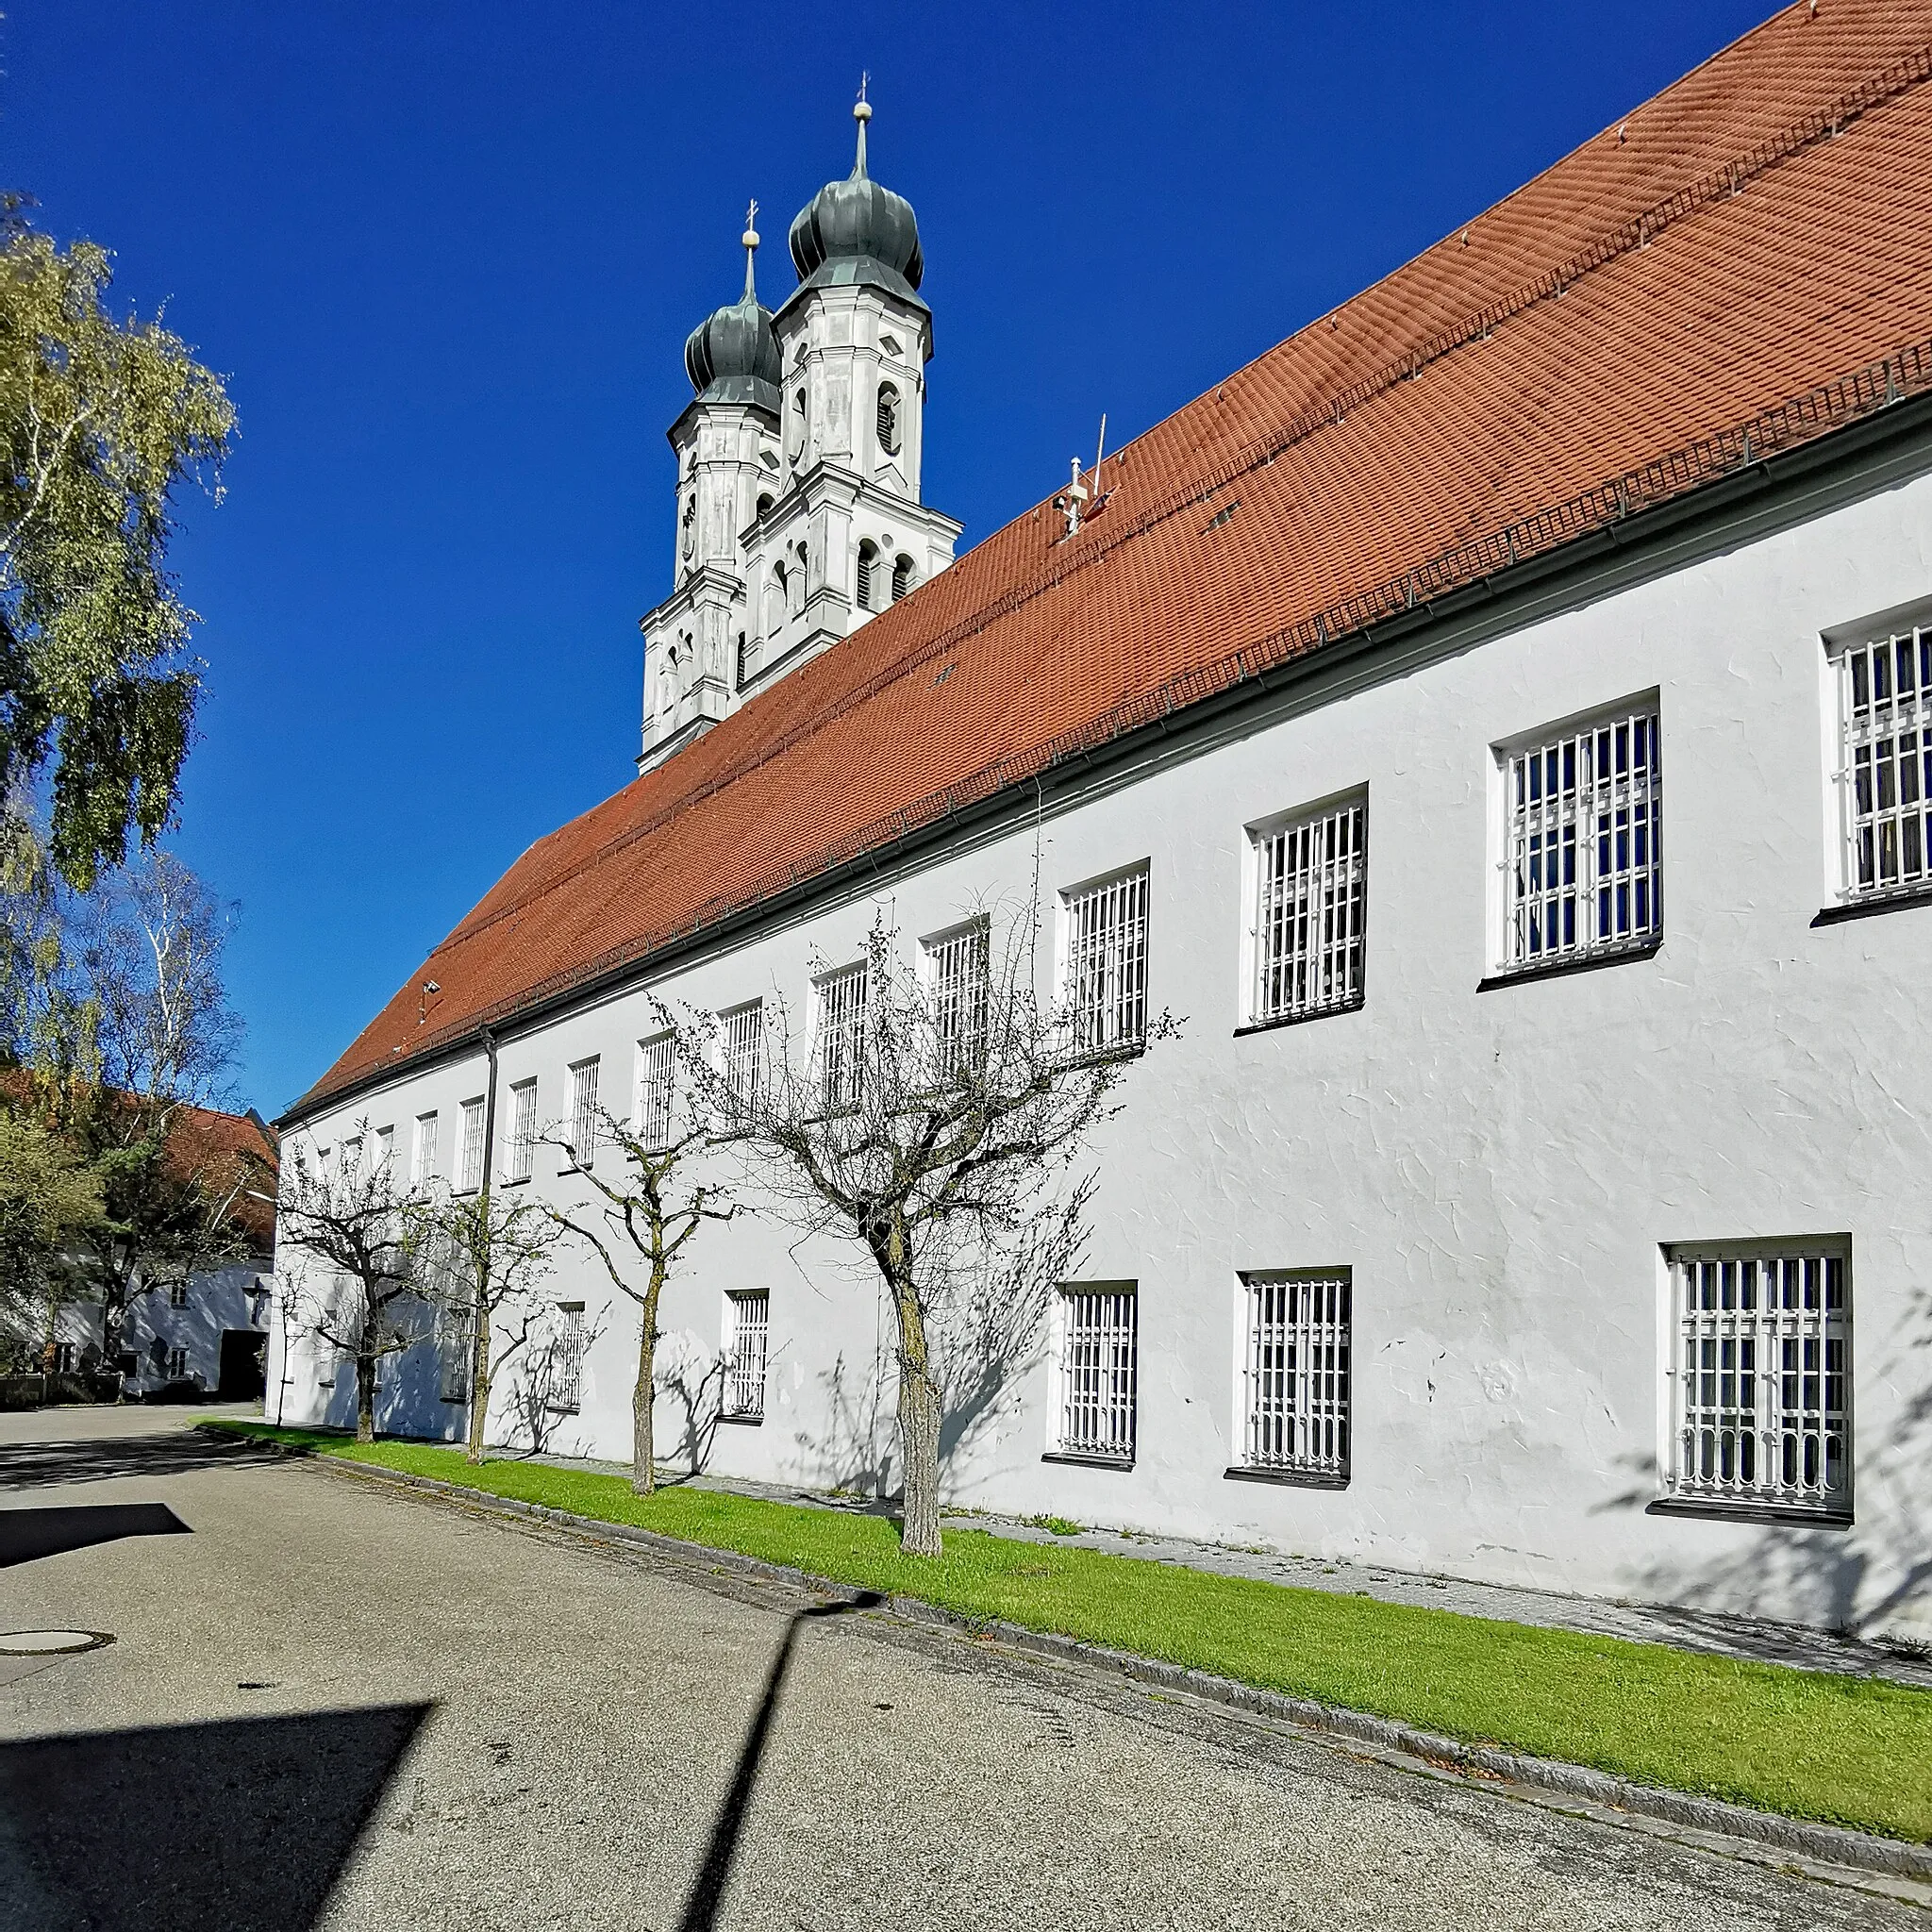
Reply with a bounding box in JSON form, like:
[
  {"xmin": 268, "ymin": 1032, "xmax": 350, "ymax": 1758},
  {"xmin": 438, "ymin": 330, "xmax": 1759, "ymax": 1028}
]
[
  {"xmin": 278, "ymin": 1127, "xmax": 433, "ymax": 1442},
  {"xmin": 541, "ymin": 1077, "xmax": 734, "ymax": 1496},
  {"xmin": 681, "ymin": 908, "xmax": 1173, "ymax": 1557},
  {"xmin": 417, "ymin": 1182, "xmax": 561, "ymax": 1464}
]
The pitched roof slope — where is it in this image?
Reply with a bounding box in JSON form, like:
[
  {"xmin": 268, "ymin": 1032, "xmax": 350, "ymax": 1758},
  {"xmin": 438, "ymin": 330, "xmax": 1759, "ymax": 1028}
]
[{"xmin": 297, "ymin": 0, "xmax": 1932, "ymax": 1117}]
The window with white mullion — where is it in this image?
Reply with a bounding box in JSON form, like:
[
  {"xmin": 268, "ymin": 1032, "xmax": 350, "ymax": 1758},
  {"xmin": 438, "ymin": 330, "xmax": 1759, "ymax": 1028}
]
[
  {"xmin": 927, "ymin": 922, "xmax": 990, "ymax": 1073},
  {"xmin": 1253, "ymin": 801, "xmax": 1365, "ymax": 1024},
  {"xmin": 1505, "ymin": 708, "xmax": 1660, "ymax": 969},
  {"xmin": 723, "ymin": 1290, "xmax": 770, "ymax": 1419},
  {"xmin": 1063, "ymin": 867, "xmax": 1148, "ymax": 1051},
  {"xmin": 507, "ymin": 1080, "xmax": 537, "ymax": 1182},
  {"xmin": 1056, "ymin": 1286, "xmax": 1138, "ymax": 1461},
  {"xmin": 636, "ymin": 1035, "xmax": 674, "ymax": 1149},
  {"xmin": 570, "ymin": 1058, "xmax": 600, "ymax": 1169},
  {"xmin": 1834, "ymin": 627, "xmax": 1932, "ymax": 899},
  {"xmin": 1666, "ymin": 1242, "xmax": 1850, "ymax": 1515},
  {"xmin": 1241, "ymin": 1271, "xmax": 1351, "ymax": 1479},
  {"xmin": 721, "ymin": 1002, "xmax": 763, "ymax": 1107},
  {"xmin": 413, "ymin": 1112, "xmax": 439, "ymax": 1187},
  {"xmin": 815, "ymin": 964, "xmax": 867, "ymax": 1110},
  {"xmin": 458, "ymin": 1098, "xmax": 485, "ymax": 1192},
  {"xmin": 549, "ymin": 1305, "xmax": 587, "ymax": 1412}
]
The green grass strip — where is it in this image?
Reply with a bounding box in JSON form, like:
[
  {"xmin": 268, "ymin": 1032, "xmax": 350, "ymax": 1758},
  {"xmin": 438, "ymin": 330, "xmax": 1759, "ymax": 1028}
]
[{"xmin": 202, "ymin": 1417, "xmax": 1931, "ymax": 1841}]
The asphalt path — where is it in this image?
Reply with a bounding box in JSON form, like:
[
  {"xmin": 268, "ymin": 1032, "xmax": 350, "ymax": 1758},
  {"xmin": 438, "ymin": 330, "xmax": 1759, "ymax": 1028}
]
[{"xmin": 0, "ymin": 1406, "xmax": 1916, "ymax": 1931}]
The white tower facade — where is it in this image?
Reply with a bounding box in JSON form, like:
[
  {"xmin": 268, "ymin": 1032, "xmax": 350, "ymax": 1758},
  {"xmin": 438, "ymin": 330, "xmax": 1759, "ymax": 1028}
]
[{"xmin": 640, "ymin": 103, "xmax": 961, "ymax": 773}]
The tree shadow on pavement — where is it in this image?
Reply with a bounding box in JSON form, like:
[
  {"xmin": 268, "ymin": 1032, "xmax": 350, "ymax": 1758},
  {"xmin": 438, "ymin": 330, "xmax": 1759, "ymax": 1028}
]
[
  {"xmin": 0, "ymin": 1702, "xmax": 433, "ymax": 1932},
  {"xmin": 0, "ymin": 1428, "xmax": 272, "ymax": 1491},
  {"xmin": 0, "ymin": 1501, "xmax": 191, "ymax": 1568},
  {"xmin": 677, "ymin": 1593, "xmax": 886, "ymax": 1932}
]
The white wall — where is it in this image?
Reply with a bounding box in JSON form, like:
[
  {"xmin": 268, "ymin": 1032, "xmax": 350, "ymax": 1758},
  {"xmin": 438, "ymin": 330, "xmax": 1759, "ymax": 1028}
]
[{"xmin": 277, "ymin": 466, "xmax": 1932, "ymax": 1643}]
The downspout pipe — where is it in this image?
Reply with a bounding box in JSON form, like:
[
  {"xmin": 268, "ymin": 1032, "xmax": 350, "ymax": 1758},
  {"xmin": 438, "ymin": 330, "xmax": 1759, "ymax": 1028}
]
[{"xmin": 468, "ymin": 1027, "xmax": 500, "ymax": 1447}]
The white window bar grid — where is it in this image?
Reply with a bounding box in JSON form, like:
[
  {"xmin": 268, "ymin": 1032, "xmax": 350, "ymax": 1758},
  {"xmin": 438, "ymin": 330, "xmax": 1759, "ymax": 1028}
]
[
  {"xmin": 1058, "ymin": 1287, "xmax": 1138, "ymax": 1461},
  {"xmin": 165, "ymin": 1346, "xmax": 187, "ymax": 1380},
  {"xmin": 1834, "ymin": 627, "xmax": 1932, "ymax": 899},
  {"xmin": 1241, "ymin": 1272, "xmax": 1350, "ymax": 1478},
  {"xmin": 1505, "ymin": 708, "xmax": 1660, "ymax": 969},
  {"xmin": 507, "ymin": 1081, "xmax": 537, "ymax": 1182},
  {"xmin": 927, "ymin": 923, "xmax": 990, "ymax": 1073},
  {"xmin": 571, "ymin": 1058, "xmax": 600, "ymax": 1169},
  {"xmin": 413, "ymin": 1113, "xmax": 439, "ymax": 1187},
  {"xmin": 458, "ymin": 1099, "xmax": 485, "ymax": 1192},
  {"xmin": 637, "ymin": 1035, "xmax": 675, "ymax": 1148},
  {"xmin": 338, "ymin": 1136, "xmax": 363, "ymax": 1185},
  {"xmin": 438, "ymin": 1303, "xmax": 472, "ymax": 1404},
  {"xmin": 549, "ymin": 1305, "xmax": 587, "ymax": 1413},
  {"xmin": 1667, "ymin": 1244, "xmax": 1850, "ymax": 1514},
  {"xmin": 375, "ymin": 1125, "xmax": 394, "ymax": 1176},
  {"xmin": 724, "ymin": 1291, "xmax": 770, "ymax": 1419},
  {"xmin": 169, "ymin": 1282, "xmax": 190, "ymax": 1308},
  {"xmin": 816, "ymin": 964, "xmax": 867, "ymax": 1110},
  {"xmin": 1063, "ymin": 868, "xmax": 1148, "ymax": 1051},
  {"xmin": 722, "ymin": 1002, "xmax": 762, "ymax": 1107},
  {"xmin": 1253, "ymin": 801, "xmax": 1366, "ymax": 1024}
]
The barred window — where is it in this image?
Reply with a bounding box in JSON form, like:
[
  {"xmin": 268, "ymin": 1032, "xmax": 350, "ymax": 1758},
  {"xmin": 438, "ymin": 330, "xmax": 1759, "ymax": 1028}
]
[
  {"xmin": 1252, "ymin": 799, "xmax": 1366, "ymax": 1024},
  {"xmin": 458, "ymin": 1098, "xmax": 485, "ymax": 1193},
  {"xmin": 1057, "ymin": 1285, "xmax": 1138, "ymax": 1462},
  {"xmin": 414, "ymin": 1112, "xmax": 439, "ymax": 1187},
  {"xmin": 722, "ymin": 1002, "xmax": 762, "ymax": 1107},
  {"xmin": 338, "ymin": 1136, "xmax": 363, "ymax": 1185},
  {"xmin": 438, "ymin": 1301, "xmax": 472, "ymax": 1404},
  {"xmin": 169, "ymin": 1282, "xmax": 190, "ymax": 1309},
  {"xmin": 1063, "ymin": 867, "xmax": 1148, "ymax": 1051},
  {"xmin": 570, "ymin": 1058, "xmax": 600, "ymax": 1169},
  {"xmin": 507, "ymin": 1080, "xmax": 538, "ymax": 1182},
  {"xmin": 1240, "ymin": 1272, "xmax": 1350, "ymax": 1480},
  {"xmin": 1833, "ymin": 626, "xmax": 1932, "ymax": 900},
  {"xmin": 1503, "ymin": 705, "xmax": 1660, "ymax": 969},
  {"xmin": 723, "ymin": 1290, "xmax": 770, "ymax": 1420},
  {"xmin": 375, "ymin": 1125, "xmax": 394, "ymax": 1176},
  {"xmin": 926, "ymin": 921, "xmax": 989, "ymax": 1073},
  {"xmin": 549, "ymin": 1304, "xmax": 587, "ymax": 1413},
  {"xmin": 891, "ymin": 553, "xmax": 914, "ymax": 602},
  {"xmin": 165, "ymin": 1346, "xmax": 188, "ymax": 1381},
  {"xmin": 636, "ymin": 1035, "xmax": 674, "ymax": 1149},
  {"xmin": 1665, "ymin": 1241, "xmax": 1850, "ymax": 1516},
  {"xmin": 816, "ymin": 963, "xmax": 867, "ymax": 1110}
]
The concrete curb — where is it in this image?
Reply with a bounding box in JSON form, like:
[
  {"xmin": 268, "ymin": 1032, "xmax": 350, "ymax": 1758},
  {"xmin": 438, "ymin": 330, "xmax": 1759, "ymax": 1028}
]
[{"xmin": 205, "ymin": 1427, "xmax": 1931, "ymax": 1885}]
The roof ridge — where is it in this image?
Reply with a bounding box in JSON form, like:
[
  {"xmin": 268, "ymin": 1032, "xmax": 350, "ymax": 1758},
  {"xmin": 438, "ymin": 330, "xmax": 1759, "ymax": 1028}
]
[
  {"xmin": 310, "ymin": 325, "xmax": 1932, "ymax": 1108},
  {"xmin": 434, "ymin": 38, "xmax": 1932, "ymax": 961}
]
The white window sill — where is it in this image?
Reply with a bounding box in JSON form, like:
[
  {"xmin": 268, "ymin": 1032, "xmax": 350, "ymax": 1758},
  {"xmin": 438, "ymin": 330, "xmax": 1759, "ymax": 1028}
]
[
  {"xmin": 1477, "ymin": 936, "xmax": 1661, "ymax": 992},
  {"xmin": 717, "ymin": 1410, "xmax": 764, "ymax": 1427},
  {"xmin": 1647, "ymin": 1493, "xmax": 1852, "ymax": 1529},
  {"xmin": 1041, "ymin": 1449, "xmax": 1135, "ymax": 1472},
  {"xmin": 1812, "ymin": 882, "xmax": 1932, "ymax": 927},
  {"xmin": 1224, "ymin": 1464, "xmax": 1350, "ymax": 1491}
]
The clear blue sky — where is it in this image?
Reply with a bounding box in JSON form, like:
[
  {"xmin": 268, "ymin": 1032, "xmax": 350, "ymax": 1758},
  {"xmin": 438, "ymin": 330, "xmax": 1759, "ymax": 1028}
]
[{"xmin": 3, "ymin": 1, "xmax": 1769, "ymax": 1116}]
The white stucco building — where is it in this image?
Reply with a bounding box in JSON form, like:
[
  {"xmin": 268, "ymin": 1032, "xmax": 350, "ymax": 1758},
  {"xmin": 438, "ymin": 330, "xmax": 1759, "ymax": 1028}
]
[{"xmin": 274, "ymin": 11, "xmax": 1932, "ymax": 1645}]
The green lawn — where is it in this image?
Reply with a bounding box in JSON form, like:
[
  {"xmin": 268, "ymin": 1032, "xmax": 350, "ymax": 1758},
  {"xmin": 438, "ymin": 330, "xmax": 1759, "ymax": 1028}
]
[{"xmin": 201, "ymin": 1417, "xmax": 1932, "ymax": 1841}]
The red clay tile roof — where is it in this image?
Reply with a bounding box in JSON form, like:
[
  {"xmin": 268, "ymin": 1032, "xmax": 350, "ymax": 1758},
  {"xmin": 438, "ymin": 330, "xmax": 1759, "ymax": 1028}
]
[
  {"xmin": 163, "ymin": 1103, "xmax": 280, "ymax": 1249},
  {"xmin": 295, "ymin": 0, "xmax": 1932, "ymax": 1119}
]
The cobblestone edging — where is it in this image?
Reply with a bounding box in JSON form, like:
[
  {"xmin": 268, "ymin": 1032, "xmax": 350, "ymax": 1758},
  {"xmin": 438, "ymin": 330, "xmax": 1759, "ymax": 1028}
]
[{"xmin": 211, "ymin": 1431, "xmax": 1931, "ymax": 1887}]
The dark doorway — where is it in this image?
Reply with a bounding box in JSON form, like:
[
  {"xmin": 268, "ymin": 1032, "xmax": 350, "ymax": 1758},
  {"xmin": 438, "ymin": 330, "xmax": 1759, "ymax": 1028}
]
[{"xmin": 218, "ymin": 1330, "xmax": 267, "ymax": 1401}]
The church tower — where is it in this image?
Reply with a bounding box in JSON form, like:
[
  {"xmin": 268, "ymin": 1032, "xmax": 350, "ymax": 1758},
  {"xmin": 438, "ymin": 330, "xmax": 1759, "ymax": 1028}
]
[{"xmin": 640, "ymin": 96, "xmax": 961, "ymax": 773}]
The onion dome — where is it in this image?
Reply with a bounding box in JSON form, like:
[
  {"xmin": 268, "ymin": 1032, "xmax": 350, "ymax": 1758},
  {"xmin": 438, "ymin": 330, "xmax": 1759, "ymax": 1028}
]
[
  {"xmin": 683, "ymin": 208, "xmax": 781, "ymax": 412},
  {"xmin": 783, "ymin": 98, "xmax": 928, "ymax": 316}
]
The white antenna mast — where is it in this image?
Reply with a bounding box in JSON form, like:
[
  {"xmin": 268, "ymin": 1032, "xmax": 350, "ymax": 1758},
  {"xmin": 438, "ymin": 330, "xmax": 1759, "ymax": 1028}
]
[{"xmin": 1093, "ymin": 412, "xmax": 1107, "ymax": 490}]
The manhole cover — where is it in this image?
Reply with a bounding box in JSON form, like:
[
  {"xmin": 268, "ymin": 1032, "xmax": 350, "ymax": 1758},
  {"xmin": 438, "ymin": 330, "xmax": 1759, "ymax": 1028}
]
[{"xmin": 0, "ymin": 1630, "xmax": 112, "ymax": 1656}]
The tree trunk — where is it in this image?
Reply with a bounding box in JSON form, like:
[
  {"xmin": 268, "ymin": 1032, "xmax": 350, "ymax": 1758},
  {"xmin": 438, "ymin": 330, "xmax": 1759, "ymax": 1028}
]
[
  {"xmin": 465, "ymin": 1279, "xmax": 490, "ymax": 1465},
  {"xmin": 631, "ymin": 1272, "xmax": 662, "ymax": 1496},
  {"xmin": 885, "ymin": 1223, "xmax": 942, "ymax": 1557},
  {"xmin": 355, "ymin": 1353, "xmax": 376, "ymax": 1443}
]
